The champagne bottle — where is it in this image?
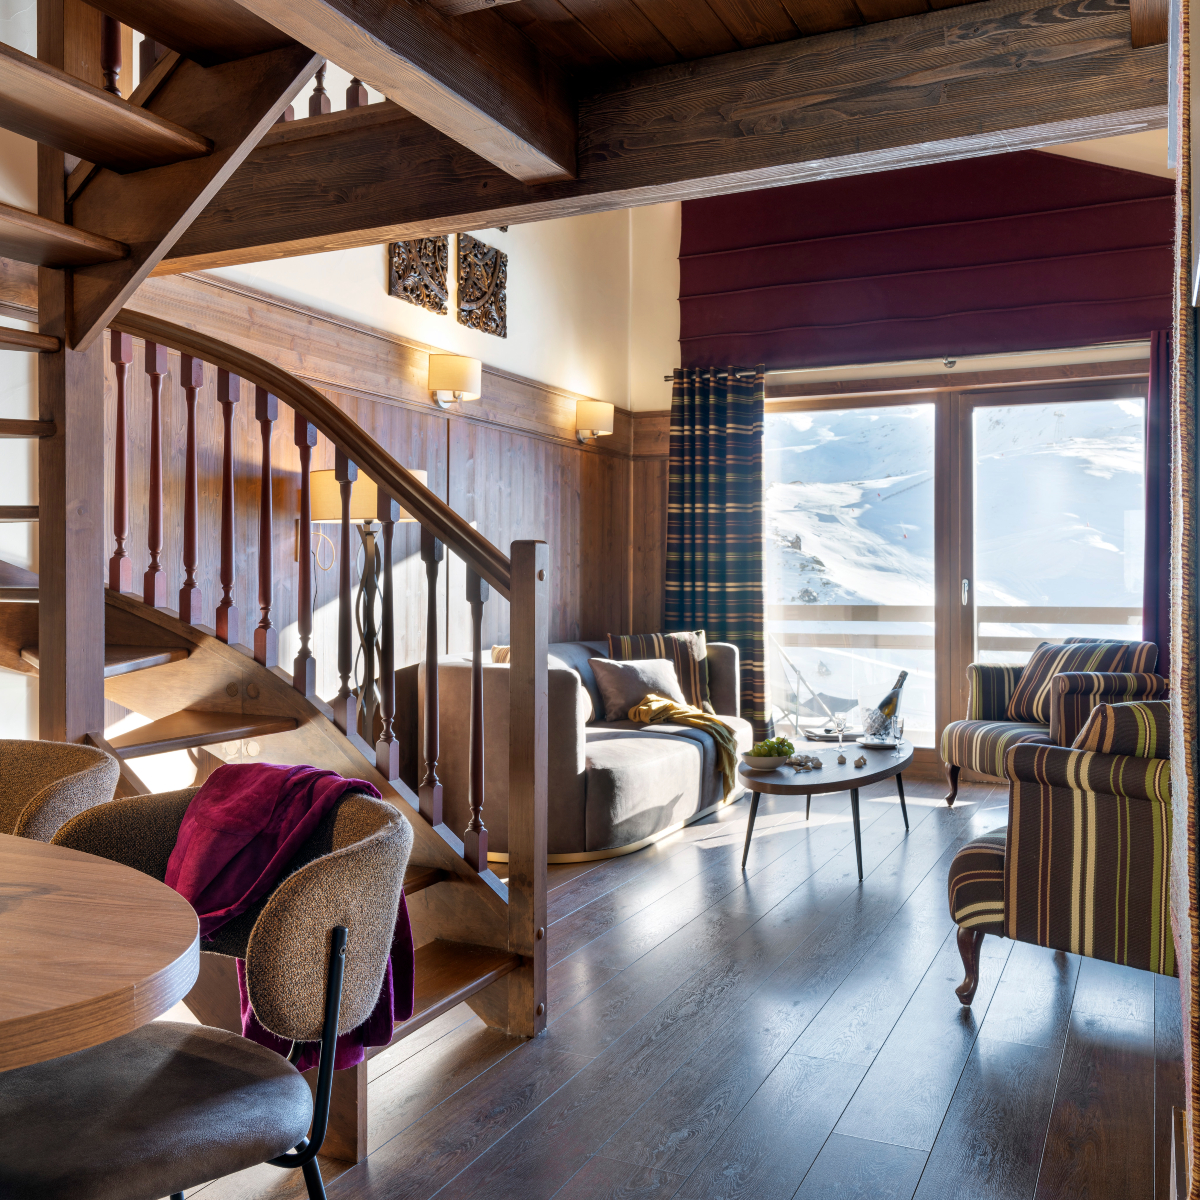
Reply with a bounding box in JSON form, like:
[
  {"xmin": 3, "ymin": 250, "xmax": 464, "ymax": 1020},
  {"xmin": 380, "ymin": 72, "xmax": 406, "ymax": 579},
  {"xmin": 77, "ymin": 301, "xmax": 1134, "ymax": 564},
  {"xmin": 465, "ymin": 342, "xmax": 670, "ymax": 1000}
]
[{"xmin": 864, "ymin": 671, "xmax": 907, "ymax": 737}]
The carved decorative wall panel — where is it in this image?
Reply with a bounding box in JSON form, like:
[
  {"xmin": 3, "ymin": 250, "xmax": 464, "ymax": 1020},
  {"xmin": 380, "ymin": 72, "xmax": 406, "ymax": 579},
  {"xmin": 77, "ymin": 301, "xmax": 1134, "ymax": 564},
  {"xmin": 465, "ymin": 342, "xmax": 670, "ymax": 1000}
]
[
  {"xmin": 388, "ymin": 237, "xmax": 449, "ymax": 314},
  {"xmin": 457, "ymin": 234, "xmax": 507, "ymax": 338}
]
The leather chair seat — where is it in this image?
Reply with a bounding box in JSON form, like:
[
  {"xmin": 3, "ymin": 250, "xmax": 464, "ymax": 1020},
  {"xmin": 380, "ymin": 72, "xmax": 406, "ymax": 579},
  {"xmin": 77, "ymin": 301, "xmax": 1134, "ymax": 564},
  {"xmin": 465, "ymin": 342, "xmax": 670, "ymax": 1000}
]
[{"xmin": 0, "ymin": 1021, "xmax": 312, "ymax": 1200}]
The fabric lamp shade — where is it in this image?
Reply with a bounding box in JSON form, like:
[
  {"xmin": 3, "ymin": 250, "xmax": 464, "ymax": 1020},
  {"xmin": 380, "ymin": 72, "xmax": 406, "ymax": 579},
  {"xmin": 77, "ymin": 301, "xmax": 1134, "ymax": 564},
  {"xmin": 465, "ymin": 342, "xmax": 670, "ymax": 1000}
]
[
  {"xmin": 428, "ymin": 355, "xmax": 482, "ymax": 401},
  {"xmin": 308, "ymin": 470, "xmax": 427, "ymax": 523},
  {"xmin": 576, "ymin": 400, "xmax": 614, "ymax": 436}
]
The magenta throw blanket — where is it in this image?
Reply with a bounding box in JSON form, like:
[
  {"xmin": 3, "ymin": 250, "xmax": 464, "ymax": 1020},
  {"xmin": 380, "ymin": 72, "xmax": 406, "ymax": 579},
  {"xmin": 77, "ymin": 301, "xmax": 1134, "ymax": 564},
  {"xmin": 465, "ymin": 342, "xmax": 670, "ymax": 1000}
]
[{"xmin": 166, "ymin": 762, "xmax": 415, "ymax": 1070}]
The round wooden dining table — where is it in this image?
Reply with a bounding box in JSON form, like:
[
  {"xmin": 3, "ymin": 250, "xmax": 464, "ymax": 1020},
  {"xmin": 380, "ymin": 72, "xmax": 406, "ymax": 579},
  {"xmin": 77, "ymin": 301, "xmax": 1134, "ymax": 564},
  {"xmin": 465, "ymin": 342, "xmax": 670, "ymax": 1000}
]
[{"xmin": 0, "ymin": 832, "xmax": 199, "ymax": 1071}]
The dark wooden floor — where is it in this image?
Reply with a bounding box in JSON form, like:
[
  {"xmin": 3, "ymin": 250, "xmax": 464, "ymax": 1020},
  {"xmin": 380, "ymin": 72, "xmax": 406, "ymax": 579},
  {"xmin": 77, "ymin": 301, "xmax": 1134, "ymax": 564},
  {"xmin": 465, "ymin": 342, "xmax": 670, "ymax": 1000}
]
[{"xmin": 183, "ymin": 776, "xmax": 1183, "ymax": 1200}]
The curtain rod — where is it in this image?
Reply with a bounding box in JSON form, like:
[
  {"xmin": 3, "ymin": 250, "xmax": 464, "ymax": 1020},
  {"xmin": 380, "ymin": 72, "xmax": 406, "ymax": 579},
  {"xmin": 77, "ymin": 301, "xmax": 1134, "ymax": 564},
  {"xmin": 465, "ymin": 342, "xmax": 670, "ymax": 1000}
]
[{"xmin": 662, "ymin": 370, "xmax": 758, "ymax": 381}]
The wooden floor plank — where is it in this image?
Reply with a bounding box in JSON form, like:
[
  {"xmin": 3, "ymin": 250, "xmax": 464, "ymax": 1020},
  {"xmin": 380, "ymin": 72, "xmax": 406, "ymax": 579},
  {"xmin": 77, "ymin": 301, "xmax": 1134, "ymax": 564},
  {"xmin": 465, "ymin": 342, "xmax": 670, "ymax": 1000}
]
[
  {"xmin": 976, "ymin": 939, "xmax": 1080, "ymax": 1051},
  {"xmin": 1154, "ymin": 973, "xmax": 1185, "ymax": 1200},
  {"xmin": 912, "ymin": 1036, "xmax": 1063, "ymax": 1200},
  {"xmin": 793, "ymin": 1133, "xmax": 927, "ymax": 1200},
  {"xmin": 833, "ymin": 931, "xmax": 1012, "ymax": 1151},
  {"xmin": 672, "ymin": 1054, "xmax": 871, "ymax": 1200},
  {"xmin": 552, "ymin": 1155, "xmax": 686, "ymax": 1199},
  {"xmin": 1033, "ymin": 1009, "xmax": 1156, "ymax": 1199}
]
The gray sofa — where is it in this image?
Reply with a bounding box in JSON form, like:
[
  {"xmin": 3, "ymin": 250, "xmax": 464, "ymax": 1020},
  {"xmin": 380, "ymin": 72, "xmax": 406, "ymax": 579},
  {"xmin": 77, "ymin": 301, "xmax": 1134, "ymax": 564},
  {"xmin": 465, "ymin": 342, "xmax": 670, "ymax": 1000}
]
[{"xmin": 417, "ymin": 640, "xmax": 752, "ymax": 860}]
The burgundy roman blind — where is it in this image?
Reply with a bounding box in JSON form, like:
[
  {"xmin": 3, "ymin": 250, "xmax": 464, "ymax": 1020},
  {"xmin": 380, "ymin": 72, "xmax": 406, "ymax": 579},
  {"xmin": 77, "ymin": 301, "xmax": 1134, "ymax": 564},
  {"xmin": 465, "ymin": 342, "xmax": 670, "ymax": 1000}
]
[{"xmin": 679, "ymin": 151, "xmax": 1174, "ymax": 370}]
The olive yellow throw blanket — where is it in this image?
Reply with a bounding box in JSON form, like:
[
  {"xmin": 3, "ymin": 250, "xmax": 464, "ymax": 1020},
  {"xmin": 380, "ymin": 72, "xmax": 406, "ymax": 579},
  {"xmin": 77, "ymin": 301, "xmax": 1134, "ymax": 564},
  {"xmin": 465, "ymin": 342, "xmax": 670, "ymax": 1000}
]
[{"xmin": 628, "ymin": 693, "xmax": 739, "ymax": 798}]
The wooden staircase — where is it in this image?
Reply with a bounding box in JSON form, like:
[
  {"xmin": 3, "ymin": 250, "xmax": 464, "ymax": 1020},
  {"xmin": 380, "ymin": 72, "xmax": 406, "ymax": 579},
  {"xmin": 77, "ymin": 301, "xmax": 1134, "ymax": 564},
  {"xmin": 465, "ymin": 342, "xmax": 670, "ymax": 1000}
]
[{"xmin": 0, "ymin": 308, "xmax": 547, "ymax": 1165}]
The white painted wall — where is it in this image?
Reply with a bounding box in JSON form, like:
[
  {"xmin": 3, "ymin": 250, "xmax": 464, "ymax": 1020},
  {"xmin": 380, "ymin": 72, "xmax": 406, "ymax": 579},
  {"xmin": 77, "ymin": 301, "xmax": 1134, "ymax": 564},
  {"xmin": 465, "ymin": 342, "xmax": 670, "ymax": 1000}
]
[{"xmin": 210, "ymin": 201, "xmax": 682, "ymax": 412}]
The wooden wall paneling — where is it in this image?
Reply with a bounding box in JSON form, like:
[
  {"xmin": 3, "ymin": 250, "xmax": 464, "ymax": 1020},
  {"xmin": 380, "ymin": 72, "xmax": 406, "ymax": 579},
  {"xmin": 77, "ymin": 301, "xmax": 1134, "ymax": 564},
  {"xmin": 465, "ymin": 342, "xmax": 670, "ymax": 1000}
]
[{"xmin": 631, "ymin": 456, "xmax": 668, "ymax": 633}]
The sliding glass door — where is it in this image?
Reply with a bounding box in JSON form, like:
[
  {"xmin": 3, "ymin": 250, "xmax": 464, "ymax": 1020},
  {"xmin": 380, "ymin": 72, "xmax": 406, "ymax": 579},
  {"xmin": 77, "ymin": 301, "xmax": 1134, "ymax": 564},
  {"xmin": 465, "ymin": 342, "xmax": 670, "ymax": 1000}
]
[
  {"xmin": 970, "ymin": 395, "xmax": 1146, "ymax": 665},
  {"xmin": 764, "ymin": 403, "xmax": 937, "ymax": 747},
  {"xmin": 764, "ymin": 379, "xmax": 1149, "ymax": 765}
]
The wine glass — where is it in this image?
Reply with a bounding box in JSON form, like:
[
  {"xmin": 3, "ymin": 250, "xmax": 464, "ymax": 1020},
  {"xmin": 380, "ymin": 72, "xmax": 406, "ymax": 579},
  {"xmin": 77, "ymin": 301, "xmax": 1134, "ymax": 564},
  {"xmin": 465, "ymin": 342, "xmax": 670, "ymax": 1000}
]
[
  {"xmin": 834, "ymin": 711, "xmax": 848, "ymax": 749},
  {"xmin": 892, "ymin": 716, "xmax": 905, "ymax": 757}
]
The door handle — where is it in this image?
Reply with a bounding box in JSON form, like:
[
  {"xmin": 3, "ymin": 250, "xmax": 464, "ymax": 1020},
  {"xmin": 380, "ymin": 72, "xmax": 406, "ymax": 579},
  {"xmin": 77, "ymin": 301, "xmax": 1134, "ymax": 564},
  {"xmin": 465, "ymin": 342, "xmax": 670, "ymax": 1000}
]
[{"xmin": 961, "ymin": 579, "xmax": 970, "ymax": 606}]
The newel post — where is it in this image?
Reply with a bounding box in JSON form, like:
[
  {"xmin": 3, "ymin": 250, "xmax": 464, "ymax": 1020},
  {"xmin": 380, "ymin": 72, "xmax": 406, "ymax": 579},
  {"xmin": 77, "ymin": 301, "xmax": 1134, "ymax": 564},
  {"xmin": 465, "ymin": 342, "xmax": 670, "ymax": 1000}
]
[{"xmin": 508, "ymin": 540, "xmax": 548, "ymax": 1036}]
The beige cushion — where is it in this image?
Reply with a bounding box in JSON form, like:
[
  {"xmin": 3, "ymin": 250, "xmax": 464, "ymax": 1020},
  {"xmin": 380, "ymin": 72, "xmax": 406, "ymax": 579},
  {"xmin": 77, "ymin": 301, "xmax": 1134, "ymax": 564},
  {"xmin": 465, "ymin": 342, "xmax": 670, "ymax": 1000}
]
[{"xmin": 590, "ymin": 657, "xmax": 686, "ymax": 722}]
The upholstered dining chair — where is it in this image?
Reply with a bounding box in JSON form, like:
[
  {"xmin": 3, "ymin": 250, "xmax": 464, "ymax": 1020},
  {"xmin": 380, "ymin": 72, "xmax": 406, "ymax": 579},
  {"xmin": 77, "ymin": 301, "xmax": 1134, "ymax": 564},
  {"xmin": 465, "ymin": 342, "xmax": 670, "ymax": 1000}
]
[
  {"xmin": 0, "ymin": 785, "xmax": 412, "ymax": 1200},
  {"xmin": 939, "ymin": 638, "xmax": 1165, "ymax": 806},
  {"xmin": 0, "ymin": 738, "xmax": 119, "ymax": 840},
  {"xmin": 947, "ymin": 699, "xmax": 1174, "ymax": 1005}
]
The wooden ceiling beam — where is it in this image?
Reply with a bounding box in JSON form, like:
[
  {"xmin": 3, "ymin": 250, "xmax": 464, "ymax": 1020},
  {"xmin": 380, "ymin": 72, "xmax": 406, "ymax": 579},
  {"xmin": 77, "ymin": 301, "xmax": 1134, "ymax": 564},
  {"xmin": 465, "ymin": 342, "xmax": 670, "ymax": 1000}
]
[
  {"xmin": 162, "ymin": 0, "xmax": 1166, "ymax": 273},
  {"xmin": 229, "ymin": 0, "xmax": 576, "ymax": 182},
  {"xmin": 66, "ymin": 44, "xmax": 321, "ymax": 350}
]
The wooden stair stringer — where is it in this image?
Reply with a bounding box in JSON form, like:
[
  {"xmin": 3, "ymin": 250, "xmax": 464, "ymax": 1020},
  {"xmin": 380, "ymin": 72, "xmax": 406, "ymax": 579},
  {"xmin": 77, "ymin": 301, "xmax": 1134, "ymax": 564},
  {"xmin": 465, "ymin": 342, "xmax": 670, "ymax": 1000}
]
[{"xmin": 100, "ymin": 589, "xmax": 510, "ymax": 931}]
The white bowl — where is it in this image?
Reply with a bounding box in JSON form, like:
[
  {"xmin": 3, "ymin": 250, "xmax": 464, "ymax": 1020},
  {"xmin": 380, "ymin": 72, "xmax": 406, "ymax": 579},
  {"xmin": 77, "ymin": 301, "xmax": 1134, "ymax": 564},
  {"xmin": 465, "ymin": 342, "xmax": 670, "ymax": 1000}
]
[{"xmin": 741, "ymin": 754, "xmax": 789, "ymax": 772}]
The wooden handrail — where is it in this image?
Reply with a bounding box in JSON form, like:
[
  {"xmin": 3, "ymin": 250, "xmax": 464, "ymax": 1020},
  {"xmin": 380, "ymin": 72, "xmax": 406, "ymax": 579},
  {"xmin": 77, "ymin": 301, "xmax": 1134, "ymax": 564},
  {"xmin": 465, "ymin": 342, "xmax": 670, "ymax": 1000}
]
[{"xmin": 110, "ymin": 308, "xmax": 513, "ymax": 596}]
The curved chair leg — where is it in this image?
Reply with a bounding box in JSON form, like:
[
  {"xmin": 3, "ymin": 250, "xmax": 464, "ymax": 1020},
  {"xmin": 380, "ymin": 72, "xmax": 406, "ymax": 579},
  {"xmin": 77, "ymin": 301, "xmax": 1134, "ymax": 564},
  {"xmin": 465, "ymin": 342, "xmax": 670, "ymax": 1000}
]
[
  {"xmin": 302, "ymin": 1159, "xmax": 327, "ymax": 1200},
  {"xmin": 944, "ymin": 763, "xmax": 960, "ymax": 807},
  {"xmin": 955, "ymin": 926, "xmax": 985, "ymax": 1005}
]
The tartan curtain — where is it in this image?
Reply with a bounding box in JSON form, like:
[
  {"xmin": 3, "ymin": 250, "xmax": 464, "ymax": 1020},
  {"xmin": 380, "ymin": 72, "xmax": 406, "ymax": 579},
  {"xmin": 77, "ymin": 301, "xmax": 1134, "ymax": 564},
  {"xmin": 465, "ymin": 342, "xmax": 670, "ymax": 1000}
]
[{"xmin": 665, "ymin": 367, "xmax": 771, "ymax": 738}]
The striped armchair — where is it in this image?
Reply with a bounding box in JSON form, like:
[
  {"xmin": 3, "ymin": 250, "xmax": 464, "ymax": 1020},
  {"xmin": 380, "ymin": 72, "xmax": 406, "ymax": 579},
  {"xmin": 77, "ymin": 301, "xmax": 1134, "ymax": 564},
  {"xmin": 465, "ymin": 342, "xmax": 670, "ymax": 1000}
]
[
  {"xmin": 940, "ymin": 638, "xmax": 1164, "ymax": 805},
  {"xmin": 947, "ymin": 699, "xmax": 1174, "ymax": 1005}
]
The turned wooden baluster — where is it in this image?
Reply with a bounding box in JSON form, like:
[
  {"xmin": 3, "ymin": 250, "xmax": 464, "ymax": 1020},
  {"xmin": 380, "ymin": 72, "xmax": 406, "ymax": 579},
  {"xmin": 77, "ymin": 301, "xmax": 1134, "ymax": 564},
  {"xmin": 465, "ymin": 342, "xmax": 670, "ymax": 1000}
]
[
  {"xmin": 215, "ymin": 370, "xmax": 241, "ymax": 645},
  {"xmin": 142, "ymin": 340, "xmax": 169, "ymax": 607},
  {"xmin": 178, "ymin": 354, "xmax": 204, "ymax": 624},
  {"xmin": 293, "ymin": 415, "xmax": 318, "ymax": 695},
  {"xmin": 464, "ymin": 565, "xmax": 490, "ymax": 871},
  {"xmin": 375, "ymin": 490, "xmax": 399, "ymax": 779},
  {"xmin": 420, "ymin": 527, "xmax": 444, "ymax": 825},
  {"xmin": 108, "ymin": 331, "xmax": 133, "ymax": 592},
  {"xmin": 332, "ymin": 450, "xmax": 358, "ymax": 734},
  {"xmin": 275, "ymin": 105, "xmax": 294, "ymax": 124},
  {"xmin": 346, "ymin": 77, "xmax": 368, "ymax": 107},
  {"xmin": 310, "ymin": 63, "xmax": 331, "ymax": 116},
  {"xmin": 254, "ymin": 387, "xmax": 278, "ymax": 667},
  {"xmin": 101, "ymin": 15, "xmax": 121, "ymax": 96}
]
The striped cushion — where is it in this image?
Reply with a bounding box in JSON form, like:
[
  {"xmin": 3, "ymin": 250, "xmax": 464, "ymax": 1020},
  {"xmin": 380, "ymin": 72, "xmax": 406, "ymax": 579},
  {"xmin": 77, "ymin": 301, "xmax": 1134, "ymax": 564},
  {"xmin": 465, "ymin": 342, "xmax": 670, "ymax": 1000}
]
[
  {"xmin": 1005, "ymin": 745, "xmax": 1174, "ymax": 975},
  {"xmin": 940, "ymin": 719, "xmax": 1052, "ymax": 778},
  {"xmin": 1072, "ymin": 699, "xmax": 1171, "ymax": 760},
  {"xmin": 1064, "ymin": 636, "xmax": 1158, "ymax": 673},
  {"xmin": 965, "ymin": 664, "xmax": 1024, "ymax": 721},
  {"xmin": 1006, "ymin": 642, "xmax": 1136, "ymax": 723},
  {"xmin": 948, "ymin": 830, "xmax": 1007, "ymax": 934},
  {"xmin": 1049, "ymin": 672, "xmax": 1169, "ymax": 746},
  {"xmin": 607, "ymin": 631, "xmax": 713, "ymax": 713}
]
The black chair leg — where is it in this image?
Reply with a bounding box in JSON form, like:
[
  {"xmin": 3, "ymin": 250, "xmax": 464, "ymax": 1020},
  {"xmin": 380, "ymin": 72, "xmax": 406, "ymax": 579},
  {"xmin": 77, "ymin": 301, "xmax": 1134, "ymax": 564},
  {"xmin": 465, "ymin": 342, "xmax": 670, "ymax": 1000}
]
[
  {"xmin": 849, "ymin": 788, "xmax": 863, "ymax": 881},
  {"xmin": 945, "ymin": 763, "xmax": 960, "ymax": 807},
  {"xmin": 171, "ymin": 1193, "xmax": 185, "ymax": 1200},
  {"xmin": 741, "ymin": 792, "xmax": 761, "ymax": 869},
  {"xmin": 805, "ymin": 793, "xmax": 811, "ymax": 821},
  {"xmin": 302, "ymin": 1158, "xmax": 328, "ymax": 1200},
  {"xmin": 896, "ymin": 773, "xmax": 909, "ymax": 830}
]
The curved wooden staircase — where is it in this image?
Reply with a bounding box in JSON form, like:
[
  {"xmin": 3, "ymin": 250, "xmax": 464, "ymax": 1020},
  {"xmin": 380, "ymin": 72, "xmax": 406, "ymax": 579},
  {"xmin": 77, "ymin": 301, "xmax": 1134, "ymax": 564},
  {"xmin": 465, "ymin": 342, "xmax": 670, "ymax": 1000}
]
[{"xmin": 0, "ymin": 310, "xmax": 549, "ymax": 1166}]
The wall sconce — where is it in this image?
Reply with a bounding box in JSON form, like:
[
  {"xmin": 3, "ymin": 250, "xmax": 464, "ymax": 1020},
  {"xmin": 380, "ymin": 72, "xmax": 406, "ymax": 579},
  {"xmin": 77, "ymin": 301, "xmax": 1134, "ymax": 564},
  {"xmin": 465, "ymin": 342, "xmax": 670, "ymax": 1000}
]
[
  {"xmin": 429, "ymin": 355, "xmax": 482, "ymax": 408},
  {"xmin": 576, "ymin": 400, "xmax": 614, "ymax": 444}
]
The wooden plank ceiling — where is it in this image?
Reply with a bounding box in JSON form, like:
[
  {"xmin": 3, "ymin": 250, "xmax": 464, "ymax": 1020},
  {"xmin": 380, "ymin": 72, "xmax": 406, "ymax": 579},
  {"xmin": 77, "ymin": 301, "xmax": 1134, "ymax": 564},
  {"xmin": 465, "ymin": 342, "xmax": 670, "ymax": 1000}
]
[{"xmin": 489, "ymin": 0, "xmax": 977, "ymax": 76}]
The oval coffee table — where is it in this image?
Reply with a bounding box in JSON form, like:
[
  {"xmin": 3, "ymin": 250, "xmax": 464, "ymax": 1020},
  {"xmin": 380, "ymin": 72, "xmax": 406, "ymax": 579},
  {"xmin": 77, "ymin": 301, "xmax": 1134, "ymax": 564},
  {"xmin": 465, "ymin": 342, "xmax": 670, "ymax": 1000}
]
[
  {"xmin": 739, "ymin": 741, "xmax": 914, "ymax": 880},
  {"xmin": 0, "ymin": 832, "xmax": 199, "ymax": 1071}
]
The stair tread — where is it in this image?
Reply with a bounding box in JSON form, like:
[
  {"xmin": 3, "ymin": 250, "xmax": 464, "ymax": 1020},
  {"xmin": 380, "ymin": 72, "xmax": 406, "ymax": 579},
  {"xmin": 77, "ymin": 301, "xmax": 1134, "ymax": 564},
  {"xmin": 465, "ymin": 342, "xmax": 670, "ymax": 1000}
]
[
  {"xmin": 0, "ymin": 556, "xmax": 38, "ymax": 595},
  {"xmin": 367, "ymin": 940, "xmax": 522, "ymax": 1058},
  {"xmin": 21, "ymin": 644, "xmax": 189, "ymax": 677},
  {"xmin": 404, "ymin": 865, "xmax": 447, "ymax": 895},
  {"xmin": 108, "ymin": 709, "xmax": 297, "ymax": 758},
  {"xmin": 0, "ymin": 200, "xmax": 126, "ymax": 269},
  {"xmin": 0, "ymin": 40, "xmax": 211, "ymax": 173}
]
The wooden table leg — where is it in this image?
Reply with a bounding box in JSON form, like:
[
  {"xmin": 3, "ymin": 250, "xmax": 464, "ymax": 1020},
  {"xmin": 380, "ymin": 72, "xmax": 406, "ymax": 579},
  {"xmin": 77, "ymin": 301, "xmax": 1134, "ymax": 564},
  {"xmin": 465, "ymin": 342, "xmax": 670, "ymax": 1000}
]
[
  {"xmin": 850, "ymin": 788, "xmax": 863, "ymax": 881},
  {"xmin": 741, "ymin": 792, "xmax": 761, "ymax": 870},
  {"xmin": 896, "ymin": 773, "xmax": 909, "ymax": 830}
]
